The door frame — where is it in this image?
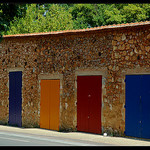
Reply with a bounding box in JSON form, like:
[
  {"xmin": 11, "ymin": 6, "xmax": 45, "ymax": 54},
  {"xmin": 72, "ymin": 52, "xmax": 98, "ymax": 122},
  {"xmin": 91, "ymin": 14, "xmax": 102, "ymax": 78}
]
[
  {"xmin": 75, "ymin": 68, "xmax": 107, "ymax": 133},
  {"xmin": 38, "ymin": 73, "xmax": 63, "ymax": 129}
]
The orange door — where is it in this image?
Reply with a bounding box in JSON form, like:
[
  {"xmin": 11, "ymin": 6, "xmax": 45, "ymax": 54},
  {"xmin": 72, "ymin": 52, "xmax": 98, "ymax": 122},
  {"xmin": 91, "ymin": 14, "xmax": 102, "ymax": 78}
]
[{"xmin": 40, "ymin": 80, "xmax": 60, "ymax": 131}]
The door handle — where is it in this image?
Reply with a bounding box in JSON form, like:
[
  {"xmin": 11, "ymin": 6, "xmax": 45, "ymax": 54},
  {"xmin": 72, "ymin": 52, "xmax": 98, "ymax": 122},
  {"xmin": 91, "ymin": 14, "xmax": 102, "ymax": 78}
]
[{"xmin": 88, "ymin": 94, "xmax": 91, "ymax": 98}]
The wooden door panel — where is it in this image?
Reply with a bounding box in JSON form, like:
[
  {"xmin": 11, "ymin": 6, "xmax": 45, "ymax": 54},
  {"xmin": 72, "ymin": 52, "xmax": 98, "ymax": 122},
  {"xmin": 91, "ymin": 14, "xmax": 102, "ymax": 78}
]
[
  {"xmin": 40, "ymin": 80, "xmax": 50, "ymax": 129},
  {"xmin": 77, "ymin": 76, "xmax": 102, "ymax": 134},
  {"xmin": 40, "ymin": 80, "xmax": 60, "ymax": 131},
  {"xmin": 49, "ymin": 80, "xmax": 60, "ymax": 131}
]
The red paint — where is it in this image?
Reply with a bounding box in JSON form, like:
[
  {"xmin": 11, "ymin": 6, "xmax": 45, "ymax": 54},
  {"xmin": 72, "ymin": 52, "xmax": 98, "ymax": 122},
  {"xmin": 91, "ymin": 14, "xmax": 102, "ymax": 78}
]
[{"xmin": 77, "ymin": 76, "xmax": 102, "ymax": 134}]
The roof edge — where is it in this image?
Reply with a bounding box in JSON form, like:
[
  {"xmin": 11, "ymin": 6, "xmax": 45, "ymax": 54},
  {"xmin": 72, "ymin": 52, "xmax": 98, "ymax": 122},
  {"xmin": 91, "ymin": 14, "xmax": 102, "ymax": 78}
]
[{"xmin": 3, "ymin": 21, "xmax": 150, "ymax": 38}]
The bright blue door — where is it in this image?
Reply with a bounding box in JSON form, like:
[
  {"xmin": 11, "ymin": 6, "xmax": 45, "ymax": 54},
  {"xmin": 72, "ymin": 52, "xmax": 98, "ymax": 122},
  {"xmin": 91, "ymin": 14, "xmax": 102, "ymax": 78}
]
[
  {"xmin": 9, "ymin": 71, "xmax": 22, "ymax": 127},
  {"xmin": 125, "ymin": 74, "xmax": 150, "ymax": 139}
]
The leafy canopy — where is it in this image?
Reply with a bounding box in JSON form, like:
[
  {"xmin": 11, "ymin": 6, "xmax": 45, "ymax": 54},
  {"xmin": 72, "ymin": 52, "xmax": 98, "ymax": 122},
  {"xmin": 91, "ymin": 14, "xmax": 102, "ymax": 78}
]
[
  {"xmin": 6, "ymin": 4, "xmax": 73, "ymax": 35},
  {"xmin": 1, "ymin": 3, "xmax": 150, "ymax": 36}
]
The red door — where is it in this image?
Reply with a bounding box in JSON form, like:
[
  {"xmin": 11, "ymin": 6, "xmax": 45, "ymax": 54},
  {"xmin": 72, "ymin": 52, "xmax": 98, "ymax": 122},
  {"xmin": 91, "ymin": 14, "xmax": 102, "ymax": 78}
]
[{"xmin": 77, "ymin": 76, "xmax": 102, "ymax": 134}]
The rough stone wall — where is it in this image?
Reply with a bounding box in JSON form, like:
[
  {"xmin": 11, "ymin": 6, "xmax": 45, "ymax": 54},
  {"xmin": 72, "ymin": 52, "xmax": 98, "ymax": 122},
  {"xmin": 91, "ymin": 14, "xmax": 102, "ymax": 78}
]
[
  {"xmin": 0, "ymin": 24, "xmax": 150, "ymax": 135},
  {"xmin": 35, "ymin": 32, "xmax": 112, "ymax": 130},
  {"xmin": 0, "ymin": 37, "xmax": 39, "ymax": 127},
  {"xmin": 103, "ymin": 26, "xmax": 150, "ymax": 135}
]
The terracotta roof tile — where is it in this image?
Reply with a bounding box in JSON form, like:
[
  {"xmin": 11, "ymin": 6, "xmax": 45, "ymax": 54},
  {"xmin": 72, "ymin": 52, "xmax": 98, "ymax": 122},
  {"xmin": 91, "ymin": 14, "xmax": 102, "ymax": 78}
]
[{"xmin": 3, "ymin": 21, "xmax": 150, "ymax": 38}]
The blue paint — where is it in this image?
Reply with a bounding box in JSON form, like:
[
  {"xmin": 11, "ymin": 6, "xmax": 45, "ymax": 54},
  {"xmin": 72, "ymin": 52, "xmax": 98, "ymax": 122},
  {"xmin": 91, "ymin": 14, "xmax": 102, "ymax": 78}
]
[
  {"xmin": 140, "ymin": 75, "xmax": 150, "ymax": 139},
  {"xmin": 9, "ymin": 71, "xmax": 22, "ymax": 127},
  {"xmin": 125, "ymin": 75, "xmax": 150, "ymax": 139},
  {"xmin": 125, "ymin": 75, "xmax": 141, "ymax": 138}
]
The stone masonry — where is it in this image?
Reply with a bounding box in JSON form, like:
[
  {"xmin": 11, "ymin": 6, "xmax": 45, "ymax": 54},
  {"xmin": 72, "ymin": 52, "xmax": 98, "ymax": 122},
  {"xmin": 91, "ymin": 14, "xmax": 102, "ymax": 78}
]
[{"xmin": 0, "ymin": 21, "xmax": 150, "ymax": 135}]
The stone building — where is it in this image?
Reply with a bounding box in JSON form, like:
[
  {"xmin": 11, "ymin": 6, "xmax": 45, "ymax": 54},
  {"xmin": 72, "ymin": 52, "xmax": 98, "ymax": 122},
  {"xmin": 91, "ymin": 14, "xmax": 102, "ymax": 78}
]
[{"xmin": 0, "ymin": 21, "xmax": 150, "ymax": 138}]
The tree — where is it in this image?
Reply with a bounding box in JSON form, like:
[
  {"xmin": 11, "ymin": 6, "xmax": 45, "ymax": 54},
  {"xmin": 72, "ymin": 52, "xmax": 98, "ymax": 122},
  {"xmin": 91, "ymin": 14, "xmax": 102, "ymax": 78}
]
[
  {"xmin": 0, "ymin": 3, "xmax": 26, "ymax": 39},
  {"xmin": 3, "ymin": 3, "xmax": 150, "ymax": 35},
  {"xmin": 70, "ymin": 4, "xmax": 102, "ymax": 29},
  {"xmin": 92, "ymin": 4, "xmax": 108, "ymax": 26},
  {"xmin": 103, "ymin": 4, "xmax": 125, "ymax": 25},
  {"xmin": 141, "ymin": 4, "xmax": 150, "ymax": 20},
  {"xmin": 6, "ymin": 4, "xmax": 73, "ymax": 35},
  {"xmin": 121, "ymin": 4, "xmax": 147, "ymax": 23},
  {"xmin": 103, "ymin": 4, "xmax": 149, "ymax": 25},
  {"xmin": 43, "ymin": 4, "xmax": 73, "ymax": 31}
]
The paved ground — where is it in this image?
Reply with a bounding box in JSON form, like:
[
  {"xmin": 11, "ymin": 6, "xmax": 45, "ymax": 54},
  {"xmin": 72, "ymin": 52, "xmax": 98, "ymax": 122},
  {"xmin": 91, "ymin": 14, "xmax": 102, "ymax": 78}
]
[
  {"xmin": 0, "ymin": 130, "xmax": 112, "ymax": 146},
  {"xmin": 0, "ymin": 125, "xmax": 150, "ymax": 146}
]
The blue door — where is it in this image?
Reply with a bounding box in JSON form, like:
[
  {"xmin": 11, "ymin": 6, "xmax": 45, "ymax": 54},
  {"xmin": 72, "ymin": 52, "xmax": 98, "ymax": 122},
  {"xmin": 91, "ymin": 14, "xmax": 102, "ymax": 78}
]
[
  {"xmin": 9, "ymin": 71, "xmax": 22, "ymax": 127},
  {"xmin": 125, "ymin": 75, "xmax": 150, "ymax": 139},
  {"xmin": 125, "ymin": 75, "xmax": 141, "ymax": 138},
  {"xmin": 140, "ymin": 75, "xmax": 150, "ymax": 139}
]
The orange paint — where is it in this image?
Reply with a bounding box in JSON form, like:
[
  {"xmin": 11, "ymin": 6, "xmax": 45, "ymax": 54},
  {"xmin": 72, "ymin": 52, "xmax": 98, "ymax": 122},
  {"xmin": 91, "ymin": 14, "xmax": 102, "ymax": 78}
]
[{"xmin": 40, "ymin": 80, "xmax": 60, "ymax": 131}]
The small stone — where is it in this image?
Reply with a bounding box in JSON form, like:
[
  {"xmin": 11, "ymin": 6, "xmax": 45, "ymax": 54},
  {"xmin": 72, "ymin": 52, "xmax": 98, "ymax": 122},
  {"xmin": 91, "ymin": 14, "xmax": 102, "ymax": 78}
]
[
  {"xmin": 65, "ymin": 103, "xmax": 68, "ymax": 109},
  {"xmin": 122, "ymin": 34, "xmax": 126, "ymax": 41},
  {"xmin": 120, "ymin": 41, "xmax": 124, "ymax": 45},
  {"xmin": 115, "ymin": 66, "xmax": 119, "ymax": 71},
  {"xmin": 139, "ymin": 50, "xmax": 142, "ymax": 54},
  {"xmin": 123, "ymin": 51, "xmax": 126, "ymax": 56},
  {"xmin": 116, "ymin": 36, "xmax": 121, "ymax": 41},
  {"xmin": 118, "ymin": 44, "xmax": 125, "ymax": 50},
  {"xmin": 133, "ymin": 56, "xmax": 137, "ymax": 60},
  {"xmin": 125, "ymin": 56, "xmax": 129, "ymax": 60},
  {"xmin": 112, "ymin": 40, "xmax": 117, "ymax": 46},
  {"xmin": 145, "ymin": 46, "xmax": 150, "ymax": 52},
  {"xmin": 134, "ymin": 47, "xmax": 138, "ymax": 53},
  {"xmin": 147, "ymin": 34, "xmax": 150, "ymax": 39},
  {"xmin": 112, "ymin": 66, "xmax": 116, "ymax": 71},
  {"xmin": 130, "ymin": 35, "xmax": 132, "ymax": 39},
  {"xmin": 140, "ymin": 44, "xmax": 144, "ymax": 50},
  {"xmin": 130, "ymin": 51, "xmax": 133, "ymax": 56},
  {"xmin": 113, "ymin": 46, "xmax": 117, "ymax": 51},
  {"xmin": 122, "ymin": 44, "xmax": 125, "ymax": 50},
  {"xmin": 112, "ymin": 78, "xmax": 114, "ymax": 82},
  {"xmin": 118, "ymin": 45, "xmax": 121, "ymax": 50},
  {"xmin": 115, "ymin": 53, "xmax": 119, "ymax": 59},
  {"xmin": 126, "ymin": 44, "xmax": 130, "ymax": 50},
  {"xmin": 108, "ymin": 65, "xmax": 112, "ymax": 70},
  {"xmin": 129, "ymin": 39, "xmax": 133, "ymax": 44}
]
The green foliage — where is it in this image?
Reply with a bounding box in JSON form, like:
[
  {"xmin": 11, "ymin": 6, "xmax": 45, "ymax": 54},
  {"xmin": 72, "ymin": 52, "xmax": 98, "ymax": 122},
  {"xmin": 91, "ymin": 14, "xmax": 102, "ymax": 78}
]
[
  {"xmin": 70, "ymin": 4, "xmax": 106, "ymax": 29},
  {"xmin": 0, "ymin": 3, "xmax": 26, "ymax": 34},
  {"xmin": 2, "ymin": 3, "xmax": 150, "ymax": 35},
  {"xmin": 6, "ymin": 4, "xmax": 73, "ymax": 35},
  {"xmin": 141, "ymin": 4, "xmax": 150, "ymax": 20},
  {"xmin": 121, "ymin": 4, "xmax": 147, "ymax": 23},
  {"xmin": 104, "ymin": 4, "xmax": 125, "ymax": 25},
  {"xmin": 103, "ymin": 4, "xmax": 150, "ymax": 25}
]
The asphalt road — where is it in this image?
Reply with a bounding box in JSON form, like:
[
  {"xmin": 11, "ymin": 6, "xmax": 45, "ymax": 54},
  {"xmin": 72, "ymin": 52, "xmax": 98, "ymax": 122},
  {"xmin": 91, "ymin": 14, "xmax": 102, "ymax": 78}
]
[{"xmin": 0, "ymin": 130, "xmax": 113, "ymax": 146}]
